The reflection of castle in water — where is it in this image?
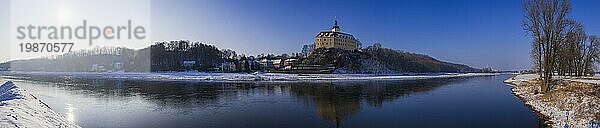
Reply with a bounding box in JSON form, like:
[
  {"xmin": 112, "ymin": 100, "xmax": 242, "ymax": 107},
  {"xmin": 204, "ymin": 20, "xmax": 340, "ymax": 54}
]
[
  {"xmin": 288, "ymin": 79, "xmax": 460, "ymax": 126},
  {"xmin": 15, "ymin": 73, "xmax": 468, "ymax": 126},
  {"xmin": 290, "ymin": 84, "xmax": 361, "ymax": 126}
]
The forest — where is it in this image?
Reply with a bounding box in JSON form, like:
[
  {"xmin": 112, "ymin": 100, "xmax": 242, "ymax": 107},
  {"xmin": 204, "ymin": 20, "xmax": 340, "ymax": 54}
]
[
  {"xmin": 1, "ymin": 41, "xmax": 480, "ymax": 73},
  {"xmin": 3, "ymin": 40, "xmax": 227, "ymax": 72}
]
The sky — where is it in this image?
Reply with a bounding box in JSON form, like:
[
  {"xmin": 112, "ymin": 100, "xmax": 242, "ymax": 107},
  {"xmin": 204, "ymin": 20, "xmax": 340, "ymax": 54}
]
[{"xmin": 2, "ymin": 0, "xmax": 600, "ymax": 71}]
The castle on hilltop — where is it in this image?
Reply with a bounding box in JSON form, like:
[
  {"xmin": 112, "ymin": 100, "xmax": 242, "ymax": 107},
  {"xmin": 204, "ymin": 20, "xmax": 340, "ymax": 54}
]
[{"xmin": 314, "ymin": 20, "xmax": 359, "ymax": 50}]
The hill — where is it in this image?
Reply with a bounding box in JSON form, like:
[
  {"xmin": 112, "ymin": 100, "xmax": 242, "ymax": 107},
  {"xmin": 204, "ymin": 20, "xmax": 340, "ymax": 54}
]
[
  {"xmin": 304, "ymin": 45, "xmax": 480, "ymax": 73},
  {"xmin": 1, "ymin": 41, "xmax": 479, "ymax": 74}
]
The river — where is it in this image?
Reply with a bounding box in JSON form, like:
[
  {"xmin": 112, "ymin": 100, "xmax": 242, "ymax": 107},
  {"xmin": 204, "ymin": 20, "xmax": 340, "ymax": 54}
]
[{"xmin": 0, "ymin": 74, "xmax": 545, "ymax": 128}]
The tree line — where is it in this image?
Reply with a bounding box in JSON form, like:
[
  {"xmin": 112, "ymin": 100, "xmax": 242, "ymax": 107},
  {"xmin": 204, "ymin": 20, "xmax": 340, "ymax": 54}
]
[
  {"xmin": 523, "ymin": 0, "xmax": 600, "ymax": 93},
  {"xmin": 150, "ymin": 40, "xmax": 225, "ymax": 71},
  {"xmin": 2, "ymin": 38, "xmax": 483, "ymax": 74},
  {"xmin": 4, "ymin": 40, "xmax": 230, "ymax": 72},
  {"xmin": 7, "ymin": 46, "xmax": 144, "ymax": 72},
  {"xmin": 2, "ymin": 40, "xmax": 305, "ymax": 72}
]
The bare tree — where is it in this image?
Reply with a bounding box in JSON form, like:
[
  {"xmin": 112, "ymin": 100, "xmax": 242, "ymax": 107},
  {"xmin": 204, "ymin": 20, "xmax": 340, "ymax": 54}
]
[
  {"xmin": 523, "ymin": 0, "xmax": 600, "ymax": 93},
  {"xmin": 556, "ymin": 20, "xmax": 584, "ymax": 76},
  {"xmin": 583, "ymin": 36, "xmax": 600, "ymax": 75},
  {"xmin": 523, "ymin": 0, "xmax": 572, "ymax": 93}
]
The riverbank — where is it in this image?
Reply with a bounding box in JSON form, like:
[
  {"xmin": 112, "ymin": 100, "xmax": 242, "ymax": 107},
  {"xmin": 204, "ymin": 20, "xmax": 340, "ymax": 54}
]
[
  {"xmin": 0, "ymin": 81, "xmax": 80, "ymax": 127},
  {"xmin": 504, "ymin": 74, "xmax": 600, "ymax": 128},
  {"xmin": 0, "ymin": 71, "xmax": 498, "ymax": 82}
]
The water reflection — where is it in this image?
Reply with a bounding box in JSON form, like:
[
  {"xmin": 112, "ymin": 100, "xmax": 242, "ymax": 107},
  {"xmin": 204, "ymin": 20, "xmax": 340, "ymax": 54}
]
[
  {"xmin": 290, "ymin": 83, "xmax": 361, "ymax": 126},
  {"xmin": 0, "ymin": 74, "xmax": 542, "ymax": 128},
  {"xmin": 288, "ymin": 80, "xmax": 461, "ymax": 126},
  {"xmin": 16, "ymin": 75, "xmax": 462, "ymax": 108}
]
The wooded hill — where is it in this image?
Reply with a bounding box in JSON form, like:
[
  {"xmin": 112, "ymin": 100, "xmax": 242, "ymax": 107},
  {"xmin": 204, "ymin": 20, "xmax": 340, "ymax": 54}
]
[
  {"xmin": 1, "ymin": 41, "xmax": 480, "ymax": 73},
  {"xmin": 304, "ymin": 45, "xmax": 480, "ymax": 73}
]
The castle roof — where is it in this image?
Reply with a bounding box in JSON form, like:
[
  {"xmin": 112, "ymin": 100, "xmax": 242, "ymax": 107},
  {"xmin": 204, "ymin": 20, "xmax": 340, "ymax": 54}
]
[
  {"xmin": 315, "ymin": 31, "xmax": 356, "ymax": 40},
  {"xmin": 315, "ymin": 19, "xmax": 357, "ymax": 40}
]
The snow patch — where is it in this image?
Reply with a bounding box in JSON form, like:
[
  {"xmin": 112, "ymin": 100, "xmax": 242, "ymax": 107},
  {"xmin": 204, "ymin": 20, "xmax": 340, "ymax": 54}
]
[
  {"xmin": 0, "ymin": 81, "xmax": 80, "ymax": 128},
  {"xmin": 503, "ymin": 73, "xmax": 538, "ymax": 86}
]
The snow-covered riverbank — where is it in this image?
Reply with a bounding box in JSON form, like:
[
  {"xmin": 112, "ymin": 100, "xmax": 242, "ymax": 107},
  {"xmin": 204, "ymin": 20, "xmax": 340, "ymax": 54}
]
[
  {"xmin": 0, "ymin": 71, "xmax": 497, "ymax": 82},
  {"xmin": 0, "ymin": 81, "xmax": 80, "ymax": 127},
  {"xmin": 504, "ymin": 74, "xmax": 600, "ymax": 128}
]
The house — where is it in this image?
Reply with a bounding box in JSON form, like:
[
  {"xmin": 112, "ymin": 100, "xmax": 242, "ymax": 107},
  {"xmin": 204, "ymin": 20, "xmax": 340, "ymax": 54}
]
[
  {"xmin": 272, "ymin": 59, "xmax": 282, "ymax": 69},
  {"xmin": 259, "ymin": 59, "xmax": 274, "ymax": 70},
  {"xmin": 182, "ymin": 60, "xmax": 196, "ymax": 71},
  {"xmin": 283, "ymin": 59, "xmax": 299, "ymax": 67},
  {"xmin": 220, "ymin": 62, "xmax": 237, "ymax": 72}
]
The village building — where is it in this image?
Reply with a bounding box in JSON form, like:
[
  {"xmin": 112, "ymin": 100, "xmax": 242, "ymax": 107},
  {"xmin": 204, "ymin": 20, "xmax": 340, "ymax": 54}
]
[
  {"xmin": 259, "ymin": 59, "xmax": 274, "ymax": 70},
  {"xmin": 182, "ymin": 60, "xmax": 197, "ymax": 71},
  {"xmin": 220, "ymin": 62, "xmax": 237, "ymax": 72}
]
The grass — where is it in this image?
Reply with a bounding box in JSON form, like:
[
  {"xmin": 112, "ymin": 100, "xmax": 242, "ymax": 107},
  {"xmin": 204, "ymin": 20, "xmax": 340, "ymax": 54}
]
[{"xmin": 514, "ymin": 79, "xmax": 600, "ymax": 127}]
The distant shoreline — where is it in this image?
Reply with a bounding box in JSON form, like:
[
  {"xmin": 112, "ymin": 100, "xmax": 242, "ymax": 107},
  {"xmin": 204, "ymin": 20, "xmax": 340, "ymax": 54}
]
[{"xmin": 0, "ymin": 71, "xmax": 499, "ymax": 82}]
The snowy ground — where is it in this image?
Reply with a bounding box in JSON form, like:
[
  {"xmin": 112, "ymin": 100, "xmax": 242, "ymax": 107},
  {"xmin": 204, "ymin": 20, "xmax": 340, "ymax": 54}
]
[
  {"xmin": 565, "ymin": 76, "xmax": 600, "ymax": 85},
  {"xmin": 0, "ymin": 81, "xmax": 80, "ymax": 128},
  {"xmin": 503, "ymin": 73, "xmax": 539, "ymax": 86},
  {"xmin": 0, "ymin": 71, "xmax": 497, "ymax": 82},
  {"xmin": 505, "ymin": 74, "xmax": 600, "ymax": 128}
]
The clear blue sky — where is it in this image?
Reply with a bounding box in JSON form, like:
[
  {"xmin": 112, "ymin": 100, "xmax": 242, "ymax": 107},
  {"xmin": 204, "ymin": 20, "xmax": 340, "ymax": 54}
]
[
  {"xmin": 148, "ymin": 0, "xmax": 600, "ymax": 71},
  {"xmin": 2, "ymin": 0, "xmax": 600, "ymax": 71}
]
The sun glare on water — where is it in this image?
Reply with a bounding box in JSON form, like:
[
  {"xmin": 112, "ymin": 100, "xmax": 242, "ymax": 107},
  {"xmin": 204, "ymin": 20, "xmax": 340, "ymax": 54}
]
[{"xmin": 65, "ymin": 103, "xmax": 77, "ymax": 123}]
